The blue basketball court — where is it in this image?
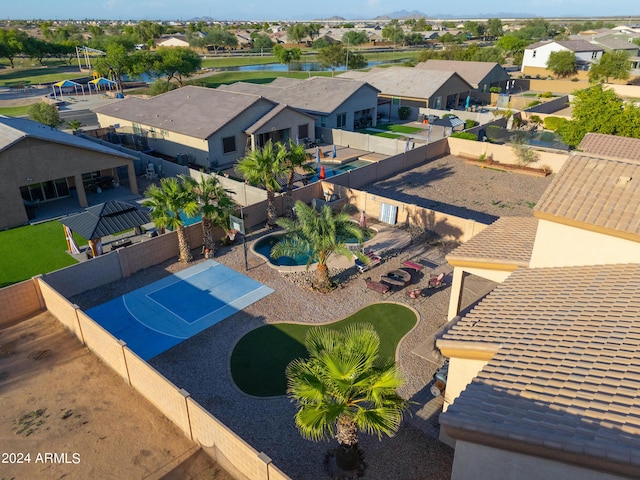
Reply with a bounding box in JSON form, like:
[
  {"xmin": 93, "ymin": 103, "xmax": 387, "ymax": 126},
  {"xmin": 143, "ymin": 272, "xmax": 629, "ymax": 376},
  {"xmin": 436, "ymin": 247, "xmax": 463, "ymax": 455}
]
[{"xmin": 86, "ymin": 260, "xmax": 274, "ymax": 360}]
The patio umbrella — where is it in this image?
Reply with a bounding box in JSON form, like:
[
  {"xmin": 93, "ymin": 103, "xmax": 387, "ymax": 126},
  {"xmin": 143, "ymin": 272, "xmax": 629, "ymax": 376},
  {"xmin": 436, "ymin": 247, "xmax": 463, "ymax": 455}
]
[
  {"xmin": 359, "ymin": 211, "xmax": 367, "ymax": 228},
  {"xmin": 405, "ymin": 137, "xmax": 411, "ymax": 152},
  {"xmin": 315, "ymin": 146, "xmax": 321, "ymax": 165},
  {"xmin": 332, "ymin": 144, "xmax": 337, "ymax": 158},
  {"xmin": 465, "ymin": 95, "xmax": 471, "ymax": 110},
  {"xmin": 319, "ymin": 165, "xmax": 326, "ymax": 180},
  {"xmin": 63, "ymin": 225, "xmax": 81, "ymax": 254}
]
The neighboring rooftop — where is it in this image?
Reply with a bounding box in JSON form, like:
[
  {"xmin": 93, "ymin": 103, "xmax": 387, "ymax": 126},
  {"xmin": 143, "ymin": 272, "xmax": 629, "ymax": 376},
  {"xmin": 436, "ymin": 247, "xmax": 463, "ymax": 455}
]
[
  {"xmin": 415, "ymin": 60, "xmax": 508, "ymax": 88},
  {"xmin": 339, "ymin": 66, "xmax": 472, "ymax": 100},
  {"xmin": 525, "ymin": 39, "xmax": 605, "ymax": 52},
  {"xmin": 0, "ymin": 115, "xmax": 135, "ymax": 159},
  {"xmin": 93, "ymin": 85, "xmax": 277, "ymax": 140},
  {"xmin": 438, "ymin": 263, "xmax": 640, "ymax": 478},
  {"xmin": 445, "ymin": 217, "xmax": 538, "ymax": 269},
  {"xmin": 534, "ymin": 154, "xmax": 640, "ymax": 241},
  {"xmin": 218, "ymin": 76, "xmax": 379, "ymax": 116},
  {"xmin": 578, "ymin": 132, "xmax": 640, "ymax": 163}
]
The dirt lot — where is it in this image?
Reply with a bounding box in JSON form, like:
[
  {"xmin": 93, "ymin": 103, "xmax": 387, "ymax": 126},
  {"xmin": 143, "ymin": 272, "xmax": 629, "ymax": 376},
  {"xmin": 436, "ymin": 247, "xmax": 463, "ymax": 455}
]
[{"xmin": 0, "ymin": 312, "xmax": 232, "ymax": 480}]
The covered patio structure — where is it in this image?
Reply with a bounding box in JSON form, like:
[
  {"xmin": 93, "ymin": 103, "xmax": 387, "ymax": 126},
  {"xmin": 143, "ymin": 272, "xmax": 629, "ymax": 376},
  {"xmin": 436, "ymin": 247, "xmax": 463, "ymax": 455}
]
[{"xmin": 60, "ymin": 200, "xmax": 151, "ymax": 257}]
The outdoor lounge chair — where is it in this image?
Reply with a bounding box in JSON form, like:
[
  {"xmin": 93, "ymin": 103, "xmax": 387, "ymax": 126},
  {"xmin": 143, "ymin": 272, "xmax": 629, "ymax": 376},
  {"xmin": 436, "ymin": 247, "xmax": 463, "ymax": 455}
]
[
  {"xmin": 355, "ymin": 251, "xmax": 382, "ymax": 273},
  {"xmin": 428, "ymin": 272, "xmax": 445, "ymax": 288}
]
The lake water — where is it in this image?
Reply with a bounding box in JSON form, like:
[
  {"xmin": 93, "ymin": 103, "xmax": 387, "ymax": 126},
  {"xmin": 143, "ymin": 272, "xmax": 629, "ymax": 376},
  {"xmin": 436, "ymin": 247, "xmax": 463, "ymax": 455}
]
[{"xmin": 215, "ymin": 59, "xmax": 403, "ymax": 73}]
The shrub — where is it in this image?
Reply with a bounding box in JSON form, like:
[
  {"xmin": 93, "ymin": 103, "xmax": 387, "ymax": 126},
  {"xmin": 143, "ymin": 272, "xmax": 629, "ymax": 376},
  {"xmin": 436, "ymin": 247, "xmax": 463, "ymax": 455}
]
[
  {"xmin": 465, "ymin": 119, "xmax": 479, "ymax": 129},
  {"xmin": 537, "ymin": 91, "xmax": 553, "ymax": 98},
  {"xmin": 148, "ymin": 80, "xmax": 176, "ymax": 96},
  {"xmin": 443, "ymin": 113, "xmax": 458, "ymax": 118},
  {"xmin": 526, "ymin": 100, "xmax": 542, "ymax": 108},
  {"xmin": 489, "ymin": 86, "xmax": 502, "ymax": 93},
  {"xmin": 397, "ymin": 105, "xmax": 411, "ymax": 120},
  {"xmin": 543, "ymin": 116, "xmax": 567, "ymax": 131},
  {"xmin": 450, "ymin": 132, "xmax": 477, "ymax": 140},
  {"xmin": 529, "ymin": 114, "xmax": 542, "ymax": 125}
]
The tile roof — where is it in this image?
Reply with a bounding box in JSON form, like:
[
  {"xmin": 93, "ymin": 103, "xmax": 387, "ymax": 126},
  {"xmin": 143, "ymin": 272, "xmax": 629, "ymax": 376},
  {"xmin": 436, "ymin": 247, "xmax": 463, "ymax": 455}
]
[
  {"xmin": 446, "ymin": 217, "xmax": 538, "ymax": 268},
  {"xmin": 244, "ymin": 104, "xmax": 313, "ymax": 135},
  {"xmin": 533, "ymin": 154, "xmax": 640, "ymax": 240},
  {"xmin": 438, "ymin": 263, "xmax": 640, "ymax": 476},
  {"xmin": 416, "ymin": 60, "xmax": 509, "ymax": 86},
  {"xmin": 525, "ymin": 40, "xmax": 604, "ymax": 52},
  {"xmin": 219, "ymin": 76, "xmax": 378, "ymax": 116},
  {"xmin": 578, "ymin": 133, "xmax": 640, "ymax": 162},
  {"xmin": 339, "ymin": 66, "xmax": 472, "ymax": 100},
  {"xmin": 93, "ymin": 85, "xmax": 276, "ymax": 140},
  {"xmin": 0, "ymin": 115, "xmax": 135, "ymax": 159}
]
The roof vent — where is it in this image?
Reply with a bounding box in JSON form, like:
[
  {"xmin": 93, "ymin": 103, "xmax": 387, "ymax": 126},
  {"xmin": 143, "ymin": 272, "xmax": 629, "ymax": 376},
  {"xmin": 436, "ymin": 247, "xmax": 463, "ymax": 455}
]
[{"xmin": 616, "ymin": 176, "xmax": 632, "ymax": 186}]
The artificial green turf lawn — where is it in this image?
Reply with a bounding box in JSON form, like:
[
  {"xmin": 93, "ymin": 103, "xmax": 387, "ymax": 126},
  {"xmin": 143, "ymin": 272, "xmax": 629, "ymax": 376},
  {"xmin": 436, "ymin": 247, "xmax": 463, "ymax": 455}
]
[
  {"xmin": 376, "ymin": 124, "xmax": 423, "ymax": 134},
  {"xmin": 230, "ymin": 303, "xmax": 417, "ymax": 397},
  {"xmin": 0, "ymin": 221, "xmax": 87, "ymax": 288}
]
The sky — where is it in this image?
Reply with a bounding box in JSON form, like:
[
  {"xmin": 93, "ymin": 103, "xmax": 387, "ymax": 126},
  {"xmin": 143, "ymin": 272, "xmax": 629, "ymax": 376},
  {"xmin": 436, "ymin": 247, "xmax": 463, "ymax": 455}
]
[{"xmin": 3, "ymin": 0, "xmax": 639, "ymax": 21}]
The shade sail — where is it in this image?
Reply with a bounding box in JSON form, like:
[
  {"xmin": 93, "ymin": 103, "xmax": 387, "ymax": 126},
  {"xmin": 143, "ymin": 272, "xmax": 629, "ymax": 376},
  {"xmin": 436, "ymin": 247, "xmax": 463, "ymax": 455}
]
[
  {"xmin": 59, "ymin": 200, "xmax": 150, "ymax": 240},
  {"xmin": 53, "ymin": 80, "xmax": 83, "ymax": 88}
]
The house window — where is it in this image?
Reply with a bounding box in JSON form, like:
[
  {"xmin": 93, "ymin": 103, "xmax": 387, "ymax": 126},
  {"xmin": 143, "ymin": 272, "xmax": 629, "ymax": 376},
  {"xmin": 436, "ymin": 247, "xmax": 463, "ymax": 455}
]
[
  {"xmin": 320, "ymin": 116, "xmax": 327, "ymax": 127},
  {"xmin": 298, "ymin": 124, "xmax": 309, "ymax": 139},
  {"xmin": 337, "ymin": 113, "xmax": 347, "ymax": 129},
  {"xmin": 592, "ymin": 51, "xmax": 598, "ymax": 59},
  {"xmin": 532, "ymin": 50, "xmax": 536, "ymax": 58},
  {"xmin": 222, "ymin": 136, "xmax": 236, "ymax": 154},
  {"xmin": 132, "ymin": 123, "xmax": 143, "ymax": 135}
]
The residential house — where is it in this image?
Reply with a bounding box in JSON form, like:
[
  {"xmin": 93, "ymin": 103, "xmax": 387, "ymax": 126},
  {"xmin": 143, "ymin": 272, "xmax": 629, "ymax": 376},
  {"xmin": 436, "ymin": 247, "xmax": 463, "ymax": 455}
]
[
  {"xmin": 93, "ymin": 85, "xmax": 315, "ymax": 169},
  {"xmin": 415, "ymin": 60, "xmax": 511, "ymax": 94},
  {"xmin": 155, "ymin": 35, "xmax": 190, "ymax": 48},
  {"xmin": 218, "ymin": 76, "xmax": 380, "ymax": 135},
  {"xmin": 435, "ymin": 133, "xmax": 640, "ymax": 479},
  {"xmin": 0, "ymin": 116, "xmax": 138, "ymax": 231},
  {"xmin": 340, "ymin": 66, "xmax": 473, "ymax": 120},
  {"xmin": 521, "ymin": 40, "xmax": 604, "ymax": 77},
  {"xmin": 571, "ymin": 29, "xmax": 640, "ymax": 76}
]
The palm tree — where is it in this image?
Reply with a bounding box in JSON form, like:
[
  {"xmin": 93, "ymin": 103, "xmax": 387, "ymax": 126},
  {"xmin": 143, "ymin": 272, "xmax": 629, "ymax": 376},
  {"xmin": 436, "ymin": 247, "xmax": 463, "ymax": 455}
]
[
  {"xmin": 286, "ymin": 324, "xmax": 407, "ymax": 471},
  {"xmin": 271, "ymin": 200, "xmax": 363, "ymax": 291},
  {"xmin": 237, "ymin": 140, "xmax": 287, "ymax": 228},
  {"xmin": 181, "ymin": 174, "xmax": 235, "ymax": 256},
  {"xmin": 143, "ymin": 177, "xmax": 199, "ymax": 263},
  {"xmin": 282, "ymin": 139, "xmax": 314, "ymax": 218}
]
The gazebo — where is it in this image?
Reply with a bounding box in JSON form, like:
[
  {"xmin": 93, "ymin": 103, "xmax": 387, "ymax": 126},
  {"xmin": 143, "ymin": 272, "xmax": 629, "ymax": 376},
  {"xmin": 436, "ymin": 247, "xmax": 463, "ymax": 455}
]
[
  {"xmin": 51, "ymin": 79, "xmax": 86, "ymax": 101},
  {"xmin": 60, "ymin": 200, "xmax": 151, "ymax": 257},
  {"xmin": 88, "ymin": 77, "xmax": 117, "ymax": 93}
]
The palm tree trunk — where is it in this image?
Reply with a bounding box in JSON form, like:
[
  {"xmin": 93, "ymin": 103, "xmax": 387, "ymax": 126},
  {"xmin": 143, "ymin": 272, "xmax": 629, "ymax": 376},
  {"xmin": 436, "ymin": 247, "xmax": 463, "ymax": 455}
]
[
  {"xmin": 266, "ymin": 190, "xmax": 277, "ymax": 228},
  {"xmin": 285, "ymin": 172, "xmax": 294, "ymax": 218},
  {"xmin": 176, "ymin": 225, "xmax": 192, "ymax": 263},
  {"xmin": 335, "ymin": 415, "xmax": 360, "ymax": 470},
  {"xmin": 201, "ymin": 217, "xmax": 216, "ymax": 254},
  {"xmin": 315, "ymin": 261, "xmax": 331, "ymax": 291}
]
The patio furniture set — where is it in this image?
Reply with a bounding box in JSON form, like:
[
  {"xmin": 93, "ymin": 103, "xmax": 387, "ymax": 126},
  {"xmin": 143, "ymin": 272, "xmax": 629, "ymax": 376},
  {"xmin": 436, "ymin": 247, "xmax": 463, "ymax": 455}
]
[{"xmin": 361, "ymin": 254, "xmax": 446, "ymax": 296}]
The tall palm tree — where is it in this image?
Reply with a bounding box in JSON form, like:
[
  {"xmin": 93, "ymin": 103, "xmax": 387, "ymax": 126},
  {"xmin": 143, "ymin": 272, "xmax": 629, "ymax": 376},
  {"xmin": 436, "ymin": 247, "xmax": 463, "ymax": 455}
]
[
  {"xmin": 271, "ymin": 200, "xmax": 363, "ymax": 291},
  {"xmin": 143, "ymin": 177, "xmax": 199, "ymax": 263},
  {"xmin": 282, "ymin": 139, "xmax": 314, "ymax": 218},
  {"xmin": 181, "ymin": 174, "xmax": 235, "ymax": 256},
  {"xmin": 237, "ymin": 140, "xmax": 287, "ymax": 228},
  {"xmin": 286, "ymin": 324, "xmax": 407, "ymax": 471}
]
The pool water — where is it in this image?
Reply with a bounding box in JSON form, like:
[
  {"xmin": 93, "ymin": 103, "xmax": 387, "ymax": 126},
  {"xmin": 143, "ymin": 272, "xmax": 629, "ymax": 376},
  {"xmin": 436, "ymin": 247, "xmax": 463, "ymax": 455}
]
[
  {"xmin": 253, "ymin": 228, "xmax": 375, "ymax": 267},
  {"xmin": 308, "ymin": 159, "xmax": 372, "ymax": 182}
]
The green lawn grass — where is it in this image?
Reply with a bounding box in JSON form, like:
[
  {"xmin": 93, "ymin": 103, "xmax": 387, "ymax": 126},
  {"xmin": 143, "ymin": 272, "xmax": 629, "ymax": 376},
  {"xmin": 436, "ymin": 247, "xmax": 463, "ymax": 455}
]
[
  {"xmin": 230, "ymin": 303, "xmax": 417, "ymax": 397},
  {"xmin": 190, "ymin": 70, "xmax": 332, "ymax": 88},
  {"xmin": 0, "ymin": 66, "xmax": 84, "ymax": 87},
  {"xmin": 377, "ymin": 124, "xmax": 423, "ymax": 134},
  {"xmin": 0, "ymin": 221, "xmax": 87, "ymax": 288},
  {"xmin": 0, "ymin": 105, "xmax": 30, "ymax": 116}
]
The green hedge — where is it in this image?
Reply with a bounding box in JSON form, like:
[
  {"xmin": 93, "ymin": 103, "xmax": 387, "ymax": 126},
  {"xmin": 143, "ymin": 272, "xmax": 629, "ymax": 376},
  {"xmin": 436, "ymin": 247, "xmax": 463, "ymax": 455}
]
[{"xmin": 450, "ymin": 132, "xmax": 478, "ymax": 140}]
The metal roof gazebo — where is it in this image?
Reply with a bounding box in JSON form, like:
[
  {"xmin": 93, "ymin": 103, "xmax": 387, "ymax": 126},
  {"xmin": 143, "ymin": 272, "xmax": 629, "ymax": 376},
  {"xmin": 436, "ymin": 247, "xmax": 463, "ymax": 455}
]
[{"xmin": 59, "ymin": 200, "xmax": 151, "ymax": 257}]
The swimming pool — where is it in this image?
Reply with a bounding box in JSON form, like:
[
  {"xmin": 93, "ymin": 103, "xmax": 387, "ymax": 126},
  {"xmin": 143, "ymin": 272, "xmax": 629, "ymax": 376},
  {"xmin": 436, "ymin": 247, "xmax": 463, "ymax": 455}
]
[
  {"xmin": 251, "ymin": 227, "xmax": 376, "ymax": 270},
  {"xmin": 308, "ymin": 159, "xmax": 372, "ymax": 182}
]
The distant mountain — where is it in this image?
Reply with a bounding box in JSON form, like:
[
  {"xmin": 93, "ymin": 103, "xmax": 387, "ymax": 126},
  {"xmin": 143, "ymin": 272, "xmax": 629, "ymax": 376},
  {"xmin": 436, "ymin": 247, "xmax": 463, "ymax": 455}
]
[{"xmin": 376, "ymin": 10, "xmax": 428, "ymax": 20}]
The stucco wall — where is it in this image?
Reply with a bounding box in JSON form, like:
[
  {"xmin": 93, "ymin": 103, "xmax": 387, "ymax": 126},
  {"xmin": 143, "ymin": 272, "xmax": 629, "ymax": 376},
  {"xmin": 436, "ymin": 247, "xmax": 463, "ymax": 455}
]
[
  {"xmin": 443, "ymin": 357, "xmax": 490, "ymax": 413},
  {"xmin": 451, "ymin": 441, "xmax": 627, "ymax": 480},
  {"xmin": 529, "ymin": 220, "xmax": 640, "ymax": 268}
]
